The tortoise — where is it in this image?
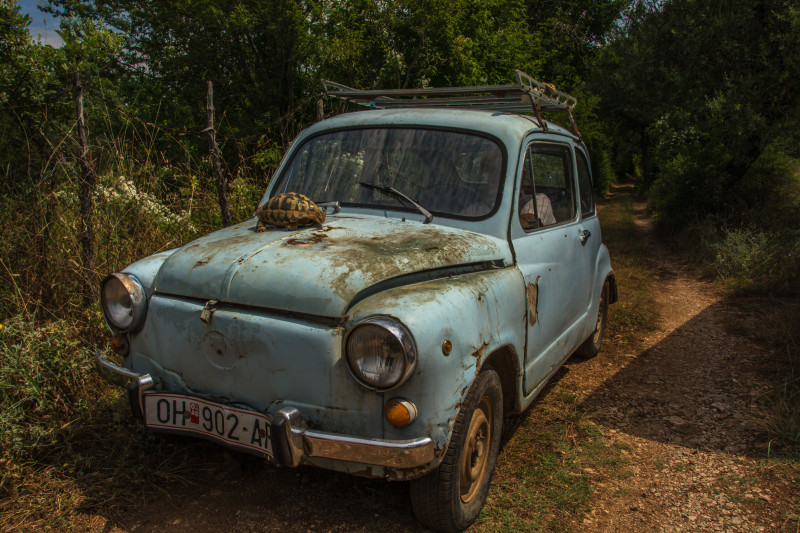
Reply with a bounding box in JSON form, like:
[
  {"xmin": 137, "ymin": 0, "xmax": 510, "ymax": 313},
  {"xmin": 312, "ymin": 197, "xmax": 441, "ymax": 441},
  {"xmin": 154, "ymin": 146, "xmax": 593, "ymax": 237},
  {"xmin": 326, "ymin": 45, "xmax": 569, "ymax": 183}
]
[{"xmin": 255, "ymin": 192, "xmax": 326, "ymax": 232}]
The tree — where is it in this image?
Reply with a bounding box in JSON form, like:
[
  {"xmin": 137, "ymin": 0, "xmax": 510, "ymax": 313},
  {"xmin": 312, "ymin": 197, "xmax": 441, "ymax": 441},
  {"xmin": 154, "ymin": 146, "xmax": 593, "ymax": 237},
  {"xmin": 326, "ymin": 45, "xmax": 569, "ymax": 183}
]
[{"xmin": 595, "ymin": 0, "xmax": 800, "ymax": 229}]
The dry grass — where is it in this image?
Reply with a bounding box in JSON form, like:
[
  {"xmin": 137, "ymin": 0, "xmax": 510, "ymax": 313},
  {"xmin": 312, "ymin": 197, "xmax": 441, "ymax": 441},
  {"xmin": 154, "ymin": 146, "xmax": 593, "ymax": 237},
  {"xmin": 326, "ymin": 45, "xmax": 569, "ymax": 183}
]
[{"xmin": 475, "ymin": 392, "xmax": 632, "ymax": 531}]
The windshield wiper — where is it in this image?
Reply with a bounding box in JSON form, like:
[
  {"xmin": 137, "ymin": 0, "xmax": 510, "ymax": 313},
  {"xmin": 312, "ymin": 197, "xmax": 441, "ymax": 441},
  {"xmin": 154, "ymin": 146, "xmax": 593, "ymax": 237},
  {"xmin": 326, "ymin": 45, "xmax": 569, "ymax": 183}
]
[{"xmin": 358, "ymin": 182, "xmax": 433, "ymax": 224}]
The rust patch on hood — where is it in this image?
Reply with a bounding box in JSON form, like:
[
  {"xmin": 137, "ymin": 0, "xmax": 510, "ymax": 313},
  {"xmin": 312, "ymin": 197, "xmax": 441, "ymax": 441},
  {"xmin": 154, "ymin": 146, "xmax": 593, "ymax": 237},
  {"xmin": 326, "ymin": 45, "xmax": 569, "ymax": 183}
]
[
  {"xmin": 284, "ymin": 235, "xmax": 324, "ymax": 247},
  {"xmin": 193, "ymin": 258, "xmax": 210, "ymax": 268},
  {"xmin": 527, "ymin": 276, "xmax": 541, "ymax": 326},
  {"xmin": 315, "ymin": 225, "xmax": 343, "ymax": 233},
  {"xmin": 282, "ymin": 225, "xmax": 346, "ymax": 247}
]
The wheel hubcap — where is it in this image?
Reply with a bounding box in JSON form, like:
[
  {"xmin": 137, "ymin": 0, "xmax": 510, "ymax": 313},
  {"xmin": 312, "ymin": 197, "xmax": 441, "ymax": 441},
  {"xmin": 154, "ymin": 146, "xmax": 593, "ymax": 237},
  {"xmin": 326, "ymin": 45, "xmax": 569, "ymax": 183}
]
[{"xmin": 460, "ymin": 396, "xmax": 493, "ymax": 503}]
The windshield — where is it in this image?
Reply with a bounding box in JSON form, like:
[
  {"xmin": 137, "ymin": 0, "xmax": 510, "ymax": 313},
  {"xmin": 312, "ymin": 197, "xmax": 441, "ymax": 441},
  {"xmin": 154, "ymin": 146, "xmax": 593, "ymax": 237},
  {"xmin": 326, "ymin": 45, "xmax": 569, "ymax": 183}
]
[{"xmin": 272, "ymin": 128, "xmax": 504, "ymax": 218}]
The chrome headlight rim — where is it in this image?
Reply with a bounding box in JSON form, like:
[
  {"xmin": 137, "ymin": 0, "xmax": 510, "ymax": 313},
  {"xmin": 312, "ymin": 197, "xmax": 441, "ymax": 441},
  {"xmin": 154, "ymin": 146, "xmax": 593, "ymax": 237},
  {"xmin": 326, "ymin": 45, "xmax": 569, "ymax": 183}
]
[
  {"xmin": 344, "ymin": 316, "xmax": 417, "ymax": 392},
  {"xmin": 100, "ymin": 273, "xmax": 147, "ymax": 333}
]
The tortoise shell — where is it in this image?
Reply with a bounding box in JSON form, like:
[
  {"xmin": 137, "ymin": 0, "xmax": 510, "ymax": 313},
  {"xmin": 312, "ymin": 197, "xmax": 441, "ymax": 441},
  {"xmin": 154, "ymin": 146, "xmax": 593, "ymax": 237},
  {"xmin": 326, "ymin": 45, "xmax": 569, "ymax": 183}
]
[{"xmin": 255, "ymin": 192, "xmax": 326, "ymax": 231}]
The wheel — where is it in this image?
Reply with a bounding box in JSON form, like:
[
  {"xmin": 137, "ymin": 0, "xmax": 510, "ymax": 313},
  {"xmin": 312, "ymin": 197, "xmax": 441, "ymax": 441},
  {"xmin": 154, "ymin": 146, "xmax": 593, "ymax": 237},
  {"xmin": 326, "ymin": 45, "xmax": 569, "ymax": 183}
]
[
  {"xmin": 410, "ymin": 368, "xmax": 503, "ymax": 532},
  {"xmin": 576, "ymin": 281, "xmax": 609, "ymax": 358}
]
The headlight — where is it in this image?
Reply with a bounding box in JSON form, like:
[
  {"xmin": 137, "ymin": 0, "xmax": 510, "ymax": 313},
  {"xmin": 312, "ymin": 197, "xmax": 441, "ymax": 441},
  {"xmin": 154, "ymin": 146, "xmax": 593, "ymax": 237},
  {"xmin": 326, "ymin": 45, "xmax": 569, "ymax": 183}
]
[
  {"xmin": 100, "ymin": 273, "xmax": 147, "ymax": 332},
  {"xmin": 345, "ymin": 317, "xmax": 417, "ymax": 391}
]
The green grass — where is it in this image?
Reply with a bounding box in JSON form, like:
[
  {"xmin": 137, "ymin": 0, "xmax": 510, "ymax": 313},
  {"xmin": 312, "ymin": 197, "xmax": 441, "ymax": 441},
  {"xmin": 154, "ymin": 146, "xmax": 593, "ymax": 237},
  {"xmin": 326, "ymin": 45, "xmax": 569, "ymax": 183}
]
[
  {"xmin": 0, "ymin": 156, "xmax": 252, "ymax": 529},
  {"xmin": 475, "ymin": 390, "xmax": 629, "ymax": 532}
]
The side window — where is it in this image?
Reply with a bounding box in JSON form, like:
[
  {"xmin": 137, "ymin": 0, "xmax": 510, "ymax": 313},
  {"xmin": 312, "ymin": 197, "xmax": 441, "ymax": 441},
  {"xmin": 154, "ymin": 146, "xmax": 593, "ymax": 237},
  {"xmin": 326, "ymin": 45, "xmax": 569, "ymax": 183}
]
[
  {"xmin": 576, "ymin": 149, "xmax": 595, "ymax": 218},
  {"xmin": 518, "ymin": 143, "xmax": 576, "ymax": 231}
]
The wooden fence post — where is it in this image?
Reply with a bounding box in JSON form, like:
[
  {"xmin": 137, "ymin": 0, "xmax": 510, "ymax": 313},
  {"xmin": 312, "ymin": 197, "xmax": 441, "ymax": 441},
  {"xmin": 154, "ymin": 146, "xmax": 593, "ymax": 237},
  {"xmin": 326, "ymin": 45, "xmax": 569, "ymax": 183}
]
[
  {"xmin": 316, "ymin": 99, "xmax": 324, "ymax": 122},
  {"xmin": 75, "ymin": 72, "xmax": 96, "ymax": 305},
  {"xmin": 206, "ymin": 80, "xmax": 231, "ymax": 227}
]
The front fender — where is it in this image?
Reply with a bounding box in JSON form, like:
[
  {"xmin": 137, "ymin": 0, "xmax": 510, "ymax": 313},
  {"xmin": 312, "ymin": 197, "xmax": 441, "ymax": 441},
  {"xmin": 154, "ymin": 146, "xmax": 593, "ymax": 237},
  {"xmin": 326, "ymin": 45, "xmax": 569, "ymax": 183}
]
[
  {"xmin": 122, "ymin": 248, "xmax": 179, "ymax": 296},
  {"xmin": 345, "ymin": 266, "xmax": 526, "ymax": 456}
]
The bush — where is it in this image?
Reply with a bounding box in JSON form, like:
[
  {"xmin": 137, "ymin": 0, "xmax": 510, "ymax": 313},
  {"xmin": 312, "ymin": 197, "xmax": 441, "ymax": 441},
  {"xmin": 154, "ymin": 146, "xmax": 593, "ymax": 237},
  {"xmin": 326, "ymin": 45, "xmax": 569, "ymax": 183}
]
[
  {"xmin": 711, "ymin": 227, "xmax": 799, "ymax": 292},
  {"xmin": 0, "ymin": 316, "xmax": 96, "ymax": 468}
]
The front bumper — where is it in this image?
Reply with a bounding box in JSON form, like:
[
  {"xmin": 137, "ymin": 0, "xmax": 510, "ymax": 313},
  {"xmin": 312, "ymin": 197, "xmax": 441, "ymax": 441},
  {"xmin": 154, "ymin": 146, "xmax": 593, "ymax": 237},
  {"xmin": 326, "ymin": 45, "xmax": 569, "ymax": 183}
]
[{"xmin": 95, "ymin": 351, "xmax": 435, "ymax": 470}]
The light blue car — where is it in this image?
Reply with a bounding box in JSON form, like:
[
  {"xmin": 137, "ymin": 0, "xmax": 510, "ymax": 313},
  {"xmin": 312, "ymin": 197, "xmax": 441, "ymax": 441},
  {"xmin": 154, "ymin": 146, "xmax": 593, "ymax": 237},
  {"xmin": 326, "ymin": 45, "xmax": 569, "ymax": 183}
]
[{"xmin": 96, "ymin": 74, "xmax": 617, "ymax": 532}]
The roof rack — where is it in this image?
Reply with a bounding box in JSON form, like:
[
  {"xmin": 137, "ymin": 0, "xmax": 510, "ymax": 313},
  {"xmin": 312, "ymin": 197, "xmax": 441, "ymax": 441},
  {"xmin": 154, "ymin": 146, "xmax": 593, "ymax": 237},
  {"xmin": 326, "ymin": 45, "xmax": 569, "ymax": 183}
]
[{"xmin": 322, "ymin": 70, "xmax": 581, "ymax": 138}]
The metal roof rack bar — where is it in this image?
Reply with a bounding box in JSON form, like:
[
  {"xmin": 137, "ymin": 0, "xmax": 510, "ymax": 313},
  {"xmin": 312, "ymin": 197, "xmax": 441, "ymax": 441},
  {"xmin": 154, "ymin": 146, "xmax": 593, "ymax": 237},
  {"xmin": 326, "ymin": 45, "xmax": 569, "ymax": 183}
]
[{"xmin": 322, "ymin": 70, "xmax": 580, "ymax": 136}]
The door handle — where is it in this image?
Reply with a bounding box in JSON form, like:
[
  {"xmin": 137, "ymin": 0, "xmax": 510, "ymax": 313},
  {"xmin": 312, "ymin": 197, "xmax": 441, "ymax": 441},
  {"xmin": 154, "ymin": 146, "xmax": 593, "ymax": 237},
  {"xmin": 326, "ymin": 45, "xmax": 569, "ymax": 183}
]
[{"xmin": 579, "ymin": 229, "xmax": 591, "ymax": 245}]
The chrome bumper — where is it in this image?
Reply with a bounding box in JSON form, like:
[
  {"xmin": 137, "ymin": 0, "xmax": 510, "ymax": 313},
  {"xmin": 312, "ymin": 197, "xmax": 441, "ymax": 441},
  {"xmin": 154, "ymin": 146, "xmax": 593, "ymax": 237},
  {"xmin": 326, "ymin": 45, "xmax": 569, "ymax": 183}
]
[
  {"xmin": 95, "ymin": 350, "xmax": 154, "ymax": 416},
  {"xmin": 94, "ymin": 351, "xmax": 435, "ymax": 470},
  {"xmin": 272, "ymin": 406, "xmax": 434, "ymax": 469}
]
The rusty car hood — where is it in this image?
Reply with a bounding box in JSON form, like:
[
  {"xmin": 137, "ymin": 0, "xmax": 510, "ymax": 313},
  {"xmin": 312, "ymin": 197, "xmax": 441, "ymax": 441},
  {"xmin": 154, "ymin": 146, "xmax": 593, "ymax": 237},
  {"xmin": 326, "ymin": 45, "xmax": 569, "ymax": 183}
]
[{"xmin": 153, "ymin": 215, "xmax": 511, "ymax": 317}]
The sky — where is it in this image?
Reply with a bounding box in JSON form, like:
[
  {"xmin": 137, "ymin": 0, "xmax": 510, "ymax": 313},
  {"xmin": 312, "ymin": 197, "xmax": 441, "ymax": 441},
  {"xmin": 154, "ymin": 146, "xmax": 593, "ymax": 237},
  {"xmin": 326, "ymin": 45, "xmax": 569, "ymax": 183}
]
[{"xmin": 17, "ymin": 0, "xmax": 64, "ymax": 47}]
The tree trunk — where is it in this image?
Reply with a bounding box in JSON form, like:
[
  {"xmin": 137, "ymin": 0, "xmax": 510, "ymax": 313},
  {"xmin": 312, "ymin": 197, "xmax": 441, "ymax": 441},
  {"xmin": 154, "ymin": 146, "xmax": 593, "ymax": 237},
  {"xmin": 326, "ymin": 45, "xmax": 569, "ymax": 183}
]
[
  {"xmin": 75, "ymin": 72, "xmax": 96, "ymax": 306},
  {"xmin": 206, "ymin": 80, "xmax": 231, "ymax": 227}
]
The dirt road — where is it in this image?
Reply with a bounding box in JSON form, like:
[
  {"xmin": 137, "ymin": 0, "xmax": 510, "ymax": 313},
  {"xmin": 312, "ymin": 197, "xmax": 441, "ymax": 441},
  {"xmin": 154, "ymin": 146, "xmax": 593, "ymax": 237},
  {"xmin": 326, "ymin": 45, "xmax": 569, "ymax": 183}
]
[
  {"xmin": 108, "ymin": 194, "xmax": 798, "ymax": 532},
  {"xmin": 562, "ymin": 201, "xmax": 799, "ymax": 532}
]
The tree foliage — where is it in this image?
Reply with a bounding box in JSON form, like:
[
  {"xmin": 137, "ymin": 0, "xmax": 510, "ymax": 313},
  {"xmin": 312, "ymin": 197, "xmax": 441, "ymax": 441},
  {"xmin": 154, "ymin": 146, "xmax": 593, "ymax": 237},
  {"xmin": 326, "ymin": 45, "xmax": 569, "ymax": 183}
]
[
  {"xmin": 9, "ymin": 0, "xmax": 798, "ymax": 310},
  {"xmin": 595, "ymin": 0, "xmax": 800, "ymax": 228}
]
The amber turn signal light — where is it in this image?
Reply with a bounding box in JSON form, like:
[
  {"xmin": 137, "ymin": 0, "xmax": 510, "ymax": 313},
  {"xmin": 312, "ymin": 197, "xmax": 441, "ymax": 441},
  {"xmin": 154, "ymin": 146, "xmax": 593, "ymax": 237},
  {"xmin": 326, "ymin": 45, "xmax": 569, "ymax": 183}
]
[{"xmin": 384, "ymin": 398, "xmax": 418, "ymax": 428}]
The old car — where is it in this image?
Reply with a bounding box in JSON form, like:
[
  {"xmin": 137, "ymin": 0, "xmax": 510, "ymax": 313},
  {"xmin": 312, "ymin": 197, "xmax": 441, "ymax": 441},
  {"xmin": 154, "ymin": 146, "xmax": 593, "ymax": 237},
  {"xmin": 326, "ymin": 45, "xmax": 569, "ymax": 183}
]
[{"xmin": 95, "ymin": 71, "xmax": 617, "ymax": 532}]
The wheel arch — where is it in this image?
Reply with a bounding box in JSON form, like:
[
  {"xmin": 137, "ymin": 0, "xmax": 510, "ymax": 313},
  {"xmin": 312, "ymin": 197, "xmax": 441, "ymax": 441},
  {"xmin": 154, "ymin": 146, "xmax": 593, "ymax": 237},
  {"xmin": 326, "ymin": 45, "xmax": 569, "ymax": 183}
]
[
  {"xmin": 481, "ymin": 345, "xmax": 520, "ymax": 416},
  {"xmin": 605, "ymin": 271, "xmax": 619, "ymax": 305}
]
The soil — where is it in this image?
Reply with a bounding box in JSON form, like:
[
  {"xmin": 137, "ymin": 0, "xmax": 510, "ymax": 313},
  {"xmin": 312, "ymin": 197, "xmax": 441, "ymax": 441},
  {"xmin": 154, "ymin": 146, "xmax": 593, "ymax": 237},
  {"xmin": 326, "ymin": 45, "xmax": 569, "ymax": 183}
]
[{"xmin": 98, "ymin": 197, "xmax": 798, "ymax": 533}]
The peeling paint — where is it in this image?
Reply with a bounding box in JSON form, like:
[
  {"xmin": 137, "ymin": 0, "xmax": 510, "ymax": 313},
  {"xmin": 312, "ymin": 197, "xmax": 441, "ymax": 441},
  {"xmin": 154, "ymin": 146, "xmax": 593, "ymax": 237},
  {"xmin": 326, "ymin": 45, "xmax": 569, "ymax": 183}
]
[
  {"xmin": 471, "ymin": 341, "xmax": 489, "ymax": 376},
  {"xmin": 284, "ymin": 239, "xmax": 314, "ymax": 247},
  {"xmin": 192, "ymin": 257, "xmax": 212, "ymax": 269},
  {"xmin": 526, "ymin": 275, "xmax": 541, "ymax": 326}
]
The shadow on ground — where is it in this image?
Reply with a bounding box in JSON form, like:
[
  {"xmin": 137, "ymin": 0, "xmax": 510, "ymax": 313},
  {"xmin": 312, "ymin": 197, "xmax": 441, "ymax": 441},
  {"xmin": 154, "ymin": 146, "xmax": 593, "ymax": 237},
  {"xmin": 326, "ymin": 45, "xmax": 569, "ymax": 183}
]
[{"xmin": 579, "ymin": 296, "xmax": 778, "ymax": 458}]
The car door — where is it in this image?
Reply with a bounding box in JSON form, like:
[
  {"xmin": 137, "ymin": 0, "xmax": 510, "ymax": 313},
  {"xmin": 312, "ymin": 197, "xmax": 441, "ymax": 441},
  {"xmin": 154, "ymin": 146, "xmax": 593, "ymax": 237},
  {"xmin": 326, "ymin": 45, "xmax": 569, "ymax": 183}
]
[{"xmin": 510, "ymin": 139, "xmax": 591, "ymax": 396}]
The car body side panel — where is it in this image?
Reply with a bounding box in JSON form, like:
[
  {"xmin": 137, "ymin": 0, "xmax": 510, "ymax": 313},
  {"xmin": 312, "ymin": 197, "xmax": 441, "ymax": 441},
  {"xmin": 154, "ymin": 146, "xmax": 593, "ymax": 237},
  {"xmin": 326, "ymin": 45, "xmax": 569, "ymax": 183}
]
[
  {"xmin": 585, "ymin": 241, "xmax": 615, "ymax": 339},
  {"xmin": 345, "ymin": 267, "xmax": 527, "ymax": 451}
]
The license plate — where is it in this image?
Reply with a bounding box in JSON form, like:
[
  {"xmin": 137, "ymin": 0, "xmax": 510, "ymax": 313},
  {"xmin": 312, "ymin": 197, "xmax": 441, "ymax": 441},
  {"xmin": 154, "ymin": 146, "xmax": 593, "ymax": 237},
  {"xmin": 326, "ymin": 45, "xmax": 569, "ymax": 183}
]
[{"xmin": 144, "ymin": 393, "xmax": 273, "ymax": 458}]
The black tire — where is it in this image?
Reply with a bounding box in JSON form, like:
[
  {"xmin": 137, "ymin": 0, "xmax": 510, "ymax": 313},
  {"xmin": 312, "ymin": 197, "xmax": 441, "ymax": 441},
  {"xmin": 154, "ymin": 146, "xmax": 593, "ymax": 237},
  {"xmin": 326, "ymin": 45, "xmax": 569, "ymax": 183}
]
[
  {"xmin": 410, "ymin": 368, "xmax": 503, "ymax": 532},
  {"xmin": 576, "ymin": 281, "xmax": 609, "ymax": 358}
]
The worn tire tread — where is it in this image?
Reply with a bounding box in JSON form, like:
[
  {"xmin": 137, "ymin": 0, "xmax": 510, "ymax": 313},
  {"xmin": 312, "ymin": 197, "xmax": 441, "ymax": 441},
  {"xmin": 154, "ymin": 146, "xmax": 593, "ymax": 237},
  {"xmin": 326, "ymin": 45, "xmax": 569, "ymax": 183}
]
[{"xmin": 575, "ymin": 281, "xmax": 609, "ymax": 359}]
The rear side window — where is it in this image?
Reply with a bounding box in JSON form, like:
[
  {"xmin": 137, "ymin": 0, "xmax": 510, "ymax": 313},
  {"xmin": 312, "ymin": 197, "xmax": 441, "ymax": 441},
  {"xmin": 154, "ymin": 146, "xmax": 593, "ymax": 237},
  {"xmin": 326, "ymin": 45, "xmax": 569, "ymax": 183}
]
[{"xmin": 576, "ymin": 149, "xmax": 595, "ymax": 218}]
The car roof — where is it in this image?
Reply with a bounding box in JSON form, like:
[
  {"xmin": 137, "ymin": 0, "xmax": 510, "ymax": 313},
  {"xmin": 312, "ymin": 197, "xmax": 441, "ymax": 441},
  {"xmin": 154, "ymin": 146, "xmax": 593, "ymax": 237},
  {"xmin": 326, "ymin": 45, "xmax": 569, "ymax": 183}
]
[{"xmin": 299, "ymin": 108, "xmax": 578, "ymax": 147}]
